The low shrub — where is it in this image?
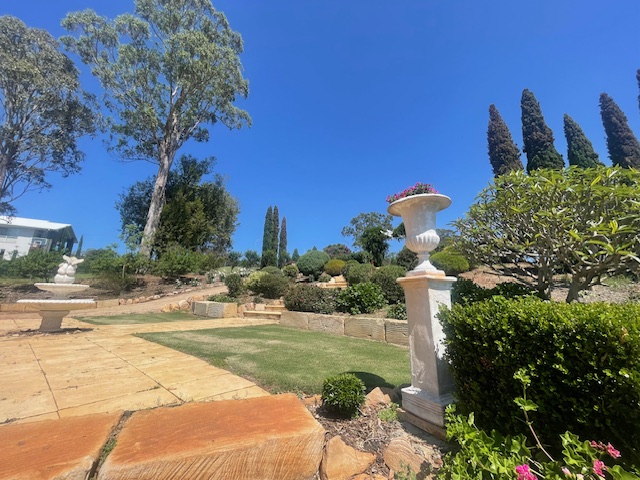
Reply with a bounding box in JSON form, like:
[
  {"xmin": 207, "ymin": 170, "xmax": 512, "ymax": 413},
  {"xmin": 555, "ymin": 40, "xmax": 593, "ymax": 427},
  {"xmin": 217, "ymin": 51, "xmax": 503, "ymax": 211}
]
[
  {"xmin": 394, "ymin": 246, "xmax": 418, "ymax": 271},
  {"xmin": 224, "ymin": 273, "xmax": 245, "ymax": 297},
  {"xmin": 451, "ymin": 278, "xmax": 532, "ymax": 305},
  {"xmin": 440, "ymin": 296, "xmax": 640, "ymax": 466},
  {"xmin": 371, "ymin": 265, "xmax": 406, "ymax": 304},
  {"xmin": 297, "ymin": 249, "xmax": 330, "ymax": 277},
  {"xmin": 245, "ymin": 270, "xmax": 267, "ymax": 292},
  {"xmin": 386, "ymin": 303, "xmax": 407, "ymax": 320},
  {"xmin": 248, "ymin": 273, "xmax": 290, "ymax": 299},
  {"xmin": 260, "ymin": 266, "xmax": 283, "ymax": 276},
  {"xmin": 321, "ymin": 373, "xmax": 365, "ymax": 418},
  {"xmin": 207, "ymin": 294, "xmax": 236, "ymax": 303},
  {"xmin": 323, "ymin": 259, "xmax": 346, "ymax": 276},
  {"xmin": 344, "ymin": 262, "xmax": 376, "ymax": 286},
  {"xmin": 337, "ymin": 282, "xmax": 387, "ymax": 315},
  {"xmin": 430, "ymin": 250, "xmax": 469, "ymax": 276},
  {"xmin": 282, "ymin": 264, "xmax": 299, "ymax": 278},
  {"xmin": 154, "ymin": 244, "xmax": 195, "ymax": 279},
  {"xmin": 283, "ymin": 284, "xmax": 338, "ymax": 314},
  {"xmin": 317, "ymin": 273, "xmax": 332, "ymax": 283},
  {"xmin": 341, "ymin": 259, "xmax": 360, "ymax": 277}
]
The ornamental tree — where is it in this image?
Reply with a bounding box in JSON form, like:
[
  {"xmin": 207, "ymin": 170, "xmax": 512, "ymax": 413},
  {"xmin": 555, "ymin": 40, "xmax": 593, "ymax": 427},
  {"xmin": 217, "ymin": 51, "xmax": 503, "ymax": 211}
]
[
  {"xmin": 0, "ymin": 16, "xmax": 97, "ymax": 214},
  {"xmin": 62, "ymin": 0, "xmax": 250, "ymax": 257},
  {"xmin": 487, "ymin": 104, "xmax": 523, "ymax": 177},
  {"xmin": 563, "ymin": 114, "xmax": 602, "ymax": 168},
  {"xmin": 261, "ymin": 206, "xmax": 274, "ymax": 267},
  {"xmin": 454, "ymin": 166, "xmax": 640, "ymax": 302},
  {"xmin": 278, "ymin": 216, "xmax": 288, "ymax": 267},
  {"xmin": 599, "ymin": 93, "xmax": 640, "ymax": 168},
  {"xmin": 341, "ymin": 211, "xmax": 393, "ymax": 248},
  {"xmin": 521, "ymin": 89, "xmax": 564, "ymax": 173}
]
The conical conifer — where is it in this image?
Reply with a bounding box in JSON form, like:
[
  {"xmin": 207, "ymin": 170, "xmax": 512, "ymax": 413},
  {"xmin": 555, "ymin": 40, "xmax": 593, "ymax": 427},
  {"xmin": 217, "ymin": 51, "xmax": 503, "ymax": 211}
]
[
  {"xmin": 271, "ymin": 206, "xmax": 279, "ymax": 254},
  {"xmin": 600, "ymin": 93, "xmax": 640, "ymax": 168},
  {"xmin": 488, "ymin": 104, "xmax": 523, "ymax": 177},
  {"xmin": 261, "ymin": 206, "xmax": 273, "ymax": 266},
  {"xmin": 563, "ymin": 114, "xmax": 602, "ymax": 168},
  {"xmin": 521, "ymin": 89, "xmax": 564, "ymax": 173},
  {"xmin": 278, "ymin": 217, "xmax": 288, "ymax": 267}
]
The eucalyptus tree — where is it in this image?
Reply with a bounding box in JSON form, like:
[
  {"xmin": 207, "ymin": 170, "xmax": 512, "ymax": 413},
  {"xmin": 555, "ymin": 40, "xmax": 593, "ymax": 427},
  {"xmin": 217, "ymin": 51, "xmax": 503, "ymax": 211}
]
[
  {"xmin": 62, "ymin": 0, "xmax": 250, "ymax": 257},
  {"xmin": 0, "ymin": 16, "xmax": 97, "ymax": 214}
]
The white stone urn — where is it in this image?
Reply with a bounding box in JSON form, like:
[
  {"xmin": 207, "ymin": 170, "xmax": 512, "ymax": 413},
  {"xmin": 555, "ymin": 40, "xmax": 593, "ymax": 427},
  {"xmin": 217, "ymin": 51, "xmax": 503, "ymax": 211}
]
[{"xmin": 387, "ymin": 193, "xmax": 451, "ymax": 276}]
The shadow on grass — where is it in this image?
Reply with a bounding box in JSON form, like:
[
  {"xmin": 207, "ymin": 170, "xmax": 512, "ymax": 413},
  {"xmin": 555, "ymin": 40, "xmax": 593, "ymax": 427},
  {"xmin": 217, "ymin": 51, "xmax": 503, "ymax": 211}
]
[{"xmin": 347, "ymin": 371, "xmax": 406, "ymax": 392}]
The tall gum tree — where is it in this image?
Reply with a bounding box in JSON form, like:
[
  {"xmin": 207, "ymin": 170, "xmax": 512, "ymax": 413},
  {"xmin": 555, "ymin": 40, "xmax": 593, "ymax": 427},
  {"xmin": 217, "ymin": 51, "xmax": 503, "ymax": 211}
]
[
  {"xmin": 61, "ymin": 0, "xmax": 250, "ymax": 257},
  {"xmin": 0, "ymin": 16, "xmax": 97, "ymax": 214}
]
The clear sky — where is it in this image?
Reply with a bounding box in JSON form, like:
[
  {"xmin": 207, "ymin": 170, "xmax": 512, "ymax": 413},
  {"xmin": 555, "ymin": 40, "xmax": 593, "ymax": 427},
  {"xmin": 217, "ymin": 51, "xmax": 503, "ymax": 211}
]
[{"xmin": 2, "ymin": 1, "xmax": 640, "ymax": 256}]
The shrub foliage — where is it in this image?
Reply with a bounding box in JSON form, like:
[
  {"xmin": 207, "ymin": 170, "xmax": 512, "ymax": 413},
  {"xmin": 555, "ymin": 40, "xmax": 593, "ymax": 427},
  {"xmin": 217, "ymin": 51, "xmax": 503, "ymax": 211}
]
[
  {"xmin": 296, "ymin": 249, "xmax": 330, "ymax": 277},
  {"xmin": 322, "ymin": 373, "xmax": 366, "ymax": 418},
  {"xmin": 283, "ymin": 284, "xmax": 337, "ymax": 314},
  {"xmin": 344, "ymin": 262, "xmax": 375, "ymax": 286},
  {"xmin": 337, "ymin": 282, "xmax": 386, "ymax": 315},
  {"xmin": 224, "ymin": 273, "xmax": 244, "ymax": 297},
  {"xmin": 371, "ymin": 265, "xmax": 406, "ymax": 304},
  {"xmin": 323, "ymin": 259, "xmax": 346, "ymax": 276}
]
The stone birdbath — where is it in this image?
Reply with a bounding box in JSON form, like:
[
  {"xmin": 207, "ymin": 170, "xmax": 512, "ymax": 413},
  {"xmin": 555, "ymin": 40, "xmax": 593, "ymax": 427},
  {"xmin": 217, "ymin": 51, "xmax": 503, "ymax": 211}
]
[{"xmin": 17, "ymin": 255, "xmax": 95, "ymax": 332}]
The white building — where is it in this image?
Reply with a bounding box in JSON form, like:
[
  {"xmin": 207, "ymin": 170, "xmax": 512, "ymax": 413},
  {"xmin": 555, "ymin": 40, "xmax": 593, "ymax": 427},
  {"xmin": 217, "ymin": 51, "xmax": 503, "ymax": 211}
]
[{"xmin": 0, "ymin": 217, "xmax": 77, "ymax": 260}]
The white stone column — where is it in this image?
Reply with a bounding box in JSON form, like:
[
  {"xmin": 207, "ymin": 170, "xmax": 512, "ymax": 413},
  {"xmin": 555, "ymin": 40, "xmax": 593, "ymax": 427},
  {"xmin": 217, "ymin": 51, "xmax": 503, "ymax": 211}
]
[{"xmin": 397, "ymin": 272, "xmax": 456, "ymax": 435}]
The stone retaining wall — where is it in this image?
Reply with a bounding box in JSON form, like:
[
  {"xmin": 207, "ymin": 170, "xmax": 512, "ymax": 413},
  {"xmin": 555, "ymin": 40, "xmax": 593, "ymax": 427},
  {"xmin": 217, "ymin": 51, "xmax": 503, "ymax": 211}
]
[
  {"xmin": 279, "ymin": 311, "xmax": 408, "ymax": 347},
  {"xmin": 191, "ymin": 301, "xmax": 238, "ymax": 318}
]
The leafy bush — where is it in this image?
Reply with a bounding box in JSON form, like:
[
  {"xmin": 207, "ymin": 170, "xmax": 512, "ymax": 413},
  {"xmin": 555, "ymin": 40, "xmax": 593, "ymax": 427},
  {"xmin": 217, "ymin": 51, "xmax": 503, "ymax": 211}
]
[
  {"xmin": 245, "ymin": 270, "xmax": 267, "ymax": 292},
  {"xmin": 282, "ymin": 263, "xmax": 299, "ymax": 278},
  {"xmin": 430, "ymin": 250, "xmax": 470, "ymax": 275},
  {"xmin": 12, "ymin": 250, "xmax": 61, "ymax": 282},
  {"xmin": 344, "ymin": 262, "xmax": 376, "ymax": 286},
  {"xmin": 337, "ymin": 282, "xmax": 387, "ymax": 315},
  {"xmin": 386, "ymin": 303, "xmax": 407, "ymax": 320},
  {"xmin": 283, "ymin": 284, "xmax": 338, "ymax": 314},
  {"xmin": 154, "ymin": 244, "xmax": 196, "ymax": 279},
  {"xmin": 322, "ymin": 373, "xmax": 365, "ymax": 418},
  {"xmin": 317, "ymin": 273, "xmax": 332, "ymax": 283},
  {"xmin": 395, "ymin": 246, "xmax": 418, "ymax": 271},
  {"xmin": 440, "ymin": 296, "xmax": 640, "ymax": 466},
  {"xmin": 371, "ymin": 265, "xmax": 406, "ymax": 304},
  {"xmin": 323, "ymin": 259, "xmax": 346, "ymax": 276},
  {"xmin": 341, "ymin": 259, "xmax": 360, "ymax": 277},
  {"xmin": 247, "ymin": 273, "xmax": 290, "ymax": 299},
  {"xmin": 451, "ymin": 278, "xmax": 532, "ymax": 305},
  {"xmin": 260, "ymin": 265, "xmax": 282, "ymax": 276},
  {"xmin": 207, "ymin": 294, "xmax": 236, "ymax": 303},
  {"xmin": 296, "ymin": 249, "xmax": 330, "ymax": 277},
  {"xmin": 80, "ymin": 247, "xmax": 121, "ymax": 275},
  {"xmin": 323, "ymin": 243, "xmax": 351, "ymax": 259},
  {"xmin": 224, "ymin": 273, "xmax": 245, "ymax": 297}
]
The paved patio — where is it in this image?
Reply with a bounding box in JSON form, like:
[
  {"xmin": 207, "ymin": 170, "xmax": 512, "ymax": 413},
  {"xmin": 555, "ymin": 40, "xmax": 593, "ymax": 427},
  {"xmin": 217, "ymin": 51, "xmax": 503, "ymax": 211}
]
[{"xmin": 0, "ymin": 313, "xmax": 277, "ymax": 424}]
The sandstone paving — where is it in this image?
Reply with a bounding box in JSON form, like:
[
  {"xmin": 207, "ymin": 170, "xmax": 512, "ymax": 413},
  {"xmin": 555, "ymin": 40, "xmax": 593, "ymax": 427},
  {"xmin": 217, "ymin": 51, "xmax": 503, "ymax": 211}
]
[{"xmin": 0, "ymin": 411, "xmax": 122, "ymax": 480}]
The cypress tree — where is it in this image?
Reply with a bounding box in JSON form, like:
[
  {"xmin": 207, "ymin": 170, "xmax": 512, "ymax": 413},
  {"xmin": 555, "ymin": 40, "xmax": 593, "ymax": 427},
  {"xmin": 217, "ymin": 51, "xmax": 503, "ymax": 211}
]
[
  {"xmin": 487, "ymin": 104, "xmax": 523, "ymax": 177},
  {"xmin": 75, "ymin": 235, "xmax": 84, "ymax": 257},
  {"xmin": 261, "ymin": 206, "xmax": 273, "ymax": 267},
  {"xmin": 271, "ymin": 205, "xmax": 279, "ymax": 254},
  {"xmin": 278, "ymin": 217, "xmax": 288, "ymax": 267},
  {"xmin": 521, "ymin": 89, "xmax": 564, "ymax": 173},
  {"xmin": 637, "ymin": 69, "xmax": 640, "ymax": 113},
  {"xmin": 599, "ymin": 93, "xmax": 640, "ymax": 168},
  {"xmin": 292, "ymin": 248, "xmax": 300, "ymax": 262},
  {"xmin": 563, "ymin": 114, "xmax": 602, "ymax": 168}
]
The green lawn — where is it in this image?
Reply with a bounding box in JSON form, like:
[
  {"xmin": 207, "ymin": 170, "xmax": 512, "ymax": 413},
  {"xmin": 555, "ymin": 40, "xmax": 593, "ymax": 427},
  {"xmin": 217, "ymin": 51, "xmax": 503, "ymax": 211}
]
[
  {"xmin": 79, "ymin": 311, "xmax": 195, "ymax": 325},
  {"xmin": 138, "ymin": 325, "xmax": 411, "ymax": 395}
]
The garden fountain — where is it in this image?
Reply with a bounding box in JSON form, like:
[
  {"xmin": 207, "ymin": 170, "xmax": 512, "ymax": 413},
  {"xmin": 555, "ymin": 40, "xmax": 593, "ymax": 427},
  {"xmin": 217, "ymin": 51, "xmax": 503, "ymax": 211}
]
[{"xmin": 17, "ymin": 255, "xmax": 95, "ymax": 332}]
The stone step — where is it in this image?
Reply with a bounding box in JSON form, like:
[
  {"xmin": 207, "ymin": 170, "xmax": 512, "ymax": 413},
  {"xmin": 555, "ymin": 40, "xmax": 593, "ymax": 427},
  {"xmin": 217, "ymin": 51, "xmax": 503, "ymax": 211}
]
[
  {"xmin": 319, "ymin": 282, "xmax": 348, "ymax": 289},
  {"xmin": 98, "ymin": 394, "xmax": 325, "ymax": 480},
  {"xmin": 243, "ymin": 310, "xmax": 282, "ymax": 320},
  {"xmin": 265, "ymin": 304, "xmax": 286, "ymax": 312}
]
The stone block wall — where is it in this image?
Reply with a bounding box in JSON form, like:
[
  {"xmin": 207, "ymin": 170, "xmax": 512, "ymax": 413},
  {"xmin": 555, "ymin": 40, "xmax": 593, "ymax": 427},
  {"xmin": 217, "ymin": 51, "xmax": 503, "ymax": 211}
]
[{"xmin": 192, "ymin": 301, "xmax": 238, "ymax": 318}]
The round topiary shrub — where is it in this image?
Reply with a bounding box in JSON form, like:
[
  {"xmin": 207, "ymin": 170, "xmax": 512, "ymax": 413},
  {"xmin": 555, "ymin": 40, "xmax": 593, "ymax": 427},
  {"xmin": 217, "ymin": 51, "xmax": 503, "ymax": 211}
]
[
  {"xmin": 317, "ymin": 273, "xmax": 332, "ymax": 283},
  {"xmin": 260, "ymin": 266, "xmax": 283, "ymax": 276},
  {"xmin": 323, "ymin": 259, "xmax": 346, "ymax": 276},
  {"xmin": 282, "ymin": 263, "xmax": 299, "ymax": 278},
  {"xmin": 249, "ymin": 273, "xmax": 291, "ymax": 299},
  {"xmin": 297, "ymin": 250, "xmax": 330, "ymax": 277},
  {"xmin": 337, "ymin": 282, "xmax": 387, "ymax": 315},
  {"xmin": 430, "ymin": 250, "xmax": 470, "ymax": 276},
  {"xmin": 283, "ymin": 284, "xmax": 338, "ymax": 314},
  {"xmin": 371, "ymin": 265, "xmax": 406, "ymax": 304},
  {"xmin": 224, "ymin": 273, "xmax": 245, "ymax": 297},
  {"xmin": 321, "ymin": 373, "xmax": 365, "ymax": 418},
  {"xmin": 344, "ymin": 262, "xmax": 376, "ymax": 286}
]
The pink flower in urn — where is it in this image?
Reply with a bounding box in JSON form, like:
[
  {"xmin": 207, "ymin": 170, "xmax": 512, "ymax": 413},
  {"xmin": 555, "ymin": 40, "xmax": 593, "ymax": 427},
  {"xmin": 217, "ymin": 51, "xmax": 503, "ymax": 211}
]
[
  {"xmin": 515, "ymin": 464, "xmax": 536, "ymax": 480},
  {"xmin": 593, "ymin": 459, "xmax": 606, "ymax": 476},
  {"xmin": 386, "ymin": 182, "xmax": 438, "ymax": 203}
]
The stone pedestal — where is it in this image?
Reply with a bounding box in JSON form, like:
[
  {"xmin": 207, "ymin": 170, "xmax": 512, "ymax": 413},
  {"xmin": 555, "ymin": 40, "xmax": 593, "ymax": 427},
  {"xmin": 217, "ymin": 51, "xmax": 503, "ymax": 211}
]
[{"xmin": 397, "ymin": 273, "xmax": 456, "ymax": 435}]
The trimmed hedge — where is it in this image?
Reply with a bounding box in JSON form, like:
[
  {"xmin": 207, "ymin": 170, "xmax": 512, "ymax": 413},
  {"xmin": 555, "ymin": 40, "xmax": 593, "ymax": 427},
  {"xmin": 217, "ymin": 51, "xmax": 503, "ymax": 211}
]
[
  {"xmin": 344, "ymin": 262, "xmax": 375, "ymax": 286},
  {"xmin": 324, "ymin": 259, "xmax": 346, "ymax": 276},
  {"xmin": 283, "ymin": 284, "xmax": 338, "ymax": 314},
  {"xmin": 430, "ymin": 250, "xmax": 469, "ymax": 275},
  {"xmin": 297, "ymin": 250, "xmax": 330, "ymax": 277},
  {"xmin": 440, "ymin": 296, "xmax": 640, "ymax": 466},
  {"xmin": 451, "ymin": 278, "xmax": 532, "ymax": 304}
]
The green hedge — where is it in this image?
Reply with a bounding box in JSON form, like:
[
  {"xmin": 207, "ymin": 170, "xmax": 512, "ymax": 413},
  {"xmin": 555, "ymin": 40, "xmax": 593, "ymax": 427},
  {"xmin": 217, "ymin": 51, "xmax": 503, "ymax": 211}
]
[
  {"xmin": 440, "ymin": 296, "xmax": 640, "ymax": 466},
  {"xmin": 283, "ymin": 284, "xmax": 338, "ymax": 314}
]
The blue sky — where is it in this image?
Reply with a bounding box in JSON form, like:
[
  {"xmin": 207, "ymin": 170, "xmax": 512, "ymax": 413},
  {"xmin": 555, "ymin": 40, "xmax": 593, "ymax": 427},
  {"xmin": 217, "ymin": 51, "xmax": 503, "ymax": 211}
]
[{"xmin": 3, "ymin": 1, "xmax": 640, "ymax": 256}]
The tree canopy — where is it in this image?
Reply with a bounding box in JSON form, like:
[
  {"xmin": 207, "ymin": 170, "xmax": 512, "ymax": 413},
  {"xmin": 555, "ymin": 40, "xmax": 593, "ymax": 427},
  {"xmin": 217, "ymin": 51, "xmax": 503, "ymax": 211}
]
[
  {"xmin": 454, "ymin": 166, "xmax": 640, "ymax": 302},
  {"xmin": 487, "ymin": 104, "xmax": 523, "ymax": 177},
  {"xmin": 0, "ymin": 16, "xmax": 97, "ymax": 214},
  {"xmin": 520, "ymin": 89, "xmax": 564, "ymax": 173},
  {"xmin": 563, "ymin": 114, "xmax": 602, "ymax": 168},
  {"xmin": 117, "ymin": 155, "xmax": 238, "ymax": 255},
  {"xmin": 599, "ymin": 93, "xmax": 640, "ymax": 168},
  {"xmin": 341, "ymin": 211, "xmax": 393, "ymax": 248},
  {"xmin": 62, "ymin": 0, "xmax": 250, "ymax": 256}
]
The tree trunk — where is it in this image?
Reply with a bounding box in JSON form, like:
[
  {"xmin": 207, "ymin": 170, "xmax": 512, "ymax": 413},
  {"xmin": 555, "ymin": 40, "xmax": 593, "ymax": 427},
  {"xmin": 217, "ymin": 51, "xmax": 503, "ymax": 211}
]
[{"xmin": 139, "ymin": 149, "xmax": 175, "ymax": 259}]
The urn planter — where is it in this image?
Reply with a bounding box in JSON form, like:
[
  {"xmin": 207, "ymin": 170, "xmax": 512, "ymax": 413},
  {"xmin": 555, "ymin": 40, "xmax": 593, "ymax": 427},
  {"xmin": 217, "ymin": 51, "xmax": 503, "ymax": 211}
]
[{"xmin": 387, "ymin": 193, "xmax": 451, "ymax": 276}]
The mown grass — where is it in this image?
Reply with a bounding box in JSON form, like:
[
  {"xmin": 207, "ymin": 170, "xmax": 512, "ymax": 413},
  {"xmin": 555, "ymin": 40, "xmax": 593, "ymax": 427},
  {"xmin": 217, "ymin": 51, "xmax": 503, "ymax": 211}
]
[
  {"xmin": 138, "ymin": 325, "xmax": 411, "ymax": 395},
  {"xmin": 79, "ymin": 311, "xmax": 195, "ymax": 325}
]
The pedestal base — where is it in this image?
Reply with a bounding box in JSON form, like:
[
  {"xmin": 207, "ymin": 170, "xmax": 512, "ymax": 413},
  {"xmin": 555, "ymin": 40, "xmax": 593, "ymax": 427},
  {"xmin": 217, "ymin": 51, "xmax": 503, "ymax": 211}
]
[
  {"xmin": 401, "ymin": 386, "xmax": 454, "ymax": 430},
  {"xmin": 38, "ymin": 310, "xmax": 70, "ymax": 332}
]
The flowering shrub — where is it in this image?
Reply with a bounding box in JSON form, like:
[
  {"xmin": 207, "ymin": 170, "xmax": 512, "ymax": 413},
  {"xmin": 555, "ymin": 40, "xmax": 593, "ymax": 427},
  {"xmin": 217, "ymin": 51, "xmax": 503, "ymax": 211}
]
[
  {"xmin": 386, "ymin": 182, "xmax": 438, "ymax": 203},
  {"xmin": 438, "ymin": 370, "xmax": 639, "ymax": 479}
]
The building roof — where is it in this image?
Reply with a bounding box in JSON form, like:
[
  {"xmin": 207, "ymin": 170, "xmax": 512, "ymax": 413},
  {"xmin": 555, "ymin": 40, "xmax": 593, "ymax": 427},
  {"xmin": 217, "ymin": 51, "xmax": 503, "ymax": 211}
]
[{"xmin": 0, "ymin": 216, "xmax": 73, "ymax": 231}]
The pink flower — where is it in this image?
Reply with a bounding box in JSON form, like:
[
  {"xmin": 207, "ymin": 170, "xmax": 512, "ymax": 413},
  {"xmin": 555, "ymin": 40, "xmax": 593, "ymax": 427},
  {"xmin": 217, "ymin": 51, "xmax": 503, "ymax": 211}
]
[
  {"xmin": 562, "ymin": 467, "xmax": 571, "ymax": 476},
  {"xmin": 593, "ymin": 459, "xmax": 606, "ymax": 476},
  {"xmin": 515, "ymin": 464, "xmax": 536, "ymax": 480},
  {"xmin": 606, "ymin": 442, "xmax": 621, "ymax": 459}
]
